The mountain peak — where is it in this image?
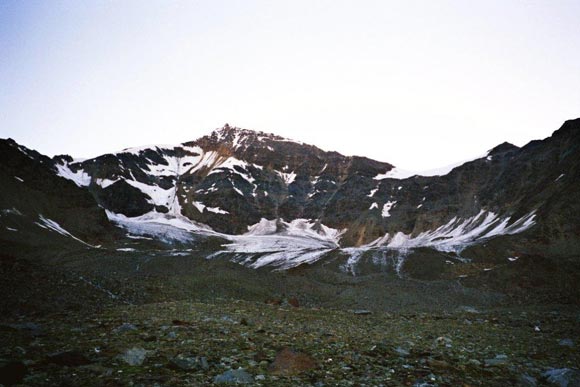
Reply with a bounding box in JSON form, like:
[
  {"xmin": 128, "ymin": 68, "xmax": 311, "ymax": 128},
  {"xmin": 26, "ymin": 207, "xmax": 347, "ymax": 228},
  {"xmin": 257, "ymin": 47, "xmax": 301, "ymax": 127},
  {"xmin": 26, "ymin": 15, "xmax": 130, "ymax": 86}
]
[
  {"xmin": 201, "ymin": 124, "xmax": 302, "ymax": 151},
  {"xmin": 487, "ymin": 142, "xmax": 519, "ymax": 155},
  {"xmin": 213, "ymin": 124, "xmax": 260, "ymax": 139}
]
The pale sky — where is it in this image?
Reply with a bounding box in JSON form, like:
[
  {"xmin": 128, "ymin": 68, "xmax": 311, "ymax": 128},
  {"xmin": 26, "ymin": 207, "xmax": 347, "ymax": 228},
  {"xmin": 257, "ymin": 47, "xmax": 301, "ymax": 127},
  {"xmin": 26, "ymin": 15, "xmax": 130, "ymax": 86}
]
[{"xmin": 1, "ymin": 1, "xmax": 579, "ymax": 170}]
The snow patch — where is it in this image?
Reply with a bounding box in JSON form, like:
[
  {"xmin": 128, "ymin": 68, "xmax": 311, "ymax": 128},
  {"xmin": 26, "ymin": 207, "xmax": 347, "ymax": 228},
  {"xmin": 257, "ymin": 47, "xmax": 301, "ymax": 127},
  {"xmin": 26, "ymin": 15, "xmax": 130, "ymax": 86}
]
[
  {"xmin": 107, "ymin": 210, "xmax": 212, "ymax": 233},
  {"xmin": 1, "ymin": 208, "xmax": 23, "ymax": 216},
  {"xmin": 116, "ymin": 144, "xmax": 176, "ymax": 155},
  {"xmin": 233, "ymin": 186, "xmax": 244, "ymax": 196},
  {"xmin": 382, "ymin": 201, "xmax": 397, "ymax": 217},
  {"xmin": 206, "ymin": 207, "xmax": 229, "ymax": 215},
  {"xmin": 374, "ymin": 154, "xmax": 486, "ymax": 180},
  {"xmin": 125, "ymin": 179, "xmax": 177, "ymax": 210},
  {"xmin": 207, "ymin": 157, "xmax": 257, "ymax": 184},
  {"xmin": 95, "ymin": 178, "xmax": 120, "ymax": 189},
  {"xmin": 55, "ymin": 163, "xmax": 91, "ymax": 187},
  {"xmin": 276, "ymin": 170, "xmax": 297, "ymax": 185},
  {"xmin": 126, "ymin": 234, "xmax": 153, "ymax": 240}
]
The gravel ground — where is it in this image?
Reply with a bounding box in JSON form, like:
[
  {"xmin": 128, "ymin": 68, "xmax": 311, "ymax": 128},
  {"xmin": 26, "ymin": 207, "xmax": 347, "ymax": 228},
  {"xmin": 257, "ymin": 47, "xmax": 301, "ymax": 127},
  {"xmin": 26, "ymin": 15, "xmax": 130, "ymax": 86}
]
[{"xmin": 1, "ymin": 299, "xmax": 579, "ymax": 386}]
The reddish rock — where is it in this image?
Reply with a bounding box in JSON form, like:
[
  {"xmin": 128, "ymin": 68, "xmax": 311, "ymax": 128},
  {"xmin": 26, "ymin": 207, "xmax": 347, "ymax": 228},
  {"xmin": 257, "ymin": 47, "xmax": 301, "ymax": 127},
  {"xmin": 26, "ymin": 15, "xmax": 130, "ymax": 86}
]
[
  {"xmin": 269, "ymin": 348, "xmax": 316, "ymax": 375},
  {"xmin": 265, "ymin": 298, "xmax": 282, "ymax": 306},
  {"xmin": 287, "ymin": 297, "xmax": 299, "ymax": 308}
]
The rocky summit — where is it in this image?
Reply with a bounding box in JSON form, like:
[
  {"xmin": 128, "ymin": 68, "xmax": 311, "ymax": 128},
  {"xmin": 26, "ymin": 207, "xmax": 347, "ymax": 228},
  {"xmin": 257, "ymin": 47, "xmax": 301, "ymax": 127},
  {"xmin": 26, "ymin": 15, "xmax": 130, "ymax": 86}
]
[{"xmin": 1, "ymin": 119, "xmax": 579, "ymax": 386}]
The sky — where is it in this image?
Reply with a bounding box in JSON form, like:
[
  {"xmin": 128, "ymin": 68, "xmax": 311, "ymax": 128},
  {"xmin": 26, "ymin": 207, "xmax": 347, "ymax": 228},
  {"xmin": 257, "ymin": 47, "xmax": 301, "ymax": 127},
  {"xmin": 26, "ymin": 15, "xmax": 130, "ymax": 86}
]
[{"xmin": 1, "ymin": 1, "xmax": 579, "ymax": 170}]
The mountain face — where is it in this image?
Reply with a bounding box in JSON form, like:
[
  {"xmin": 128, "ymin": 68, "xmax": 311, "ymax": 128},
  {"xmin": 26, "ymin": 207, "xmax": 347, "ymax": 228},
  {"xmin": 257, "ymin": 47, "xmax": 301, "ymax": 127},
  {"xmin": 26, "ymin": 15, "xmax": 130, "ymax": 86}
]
[
  {"xmin": 52, "ymin": 124, "xmax": 395, "ymax": 241},
  {"xmin": 0, "ymin": 139, "xmax": 115, "ymax": 248},
  {"xmin": 48, "ymin": 120, "xmax": 580, "ymax": 249},
  {"xmin": 1, "ymin": 118, "xmax": 580, "ymax": 316},
  {"xmin": 1, "ymin": 119, "xmax": 579, "ymax": 274}
]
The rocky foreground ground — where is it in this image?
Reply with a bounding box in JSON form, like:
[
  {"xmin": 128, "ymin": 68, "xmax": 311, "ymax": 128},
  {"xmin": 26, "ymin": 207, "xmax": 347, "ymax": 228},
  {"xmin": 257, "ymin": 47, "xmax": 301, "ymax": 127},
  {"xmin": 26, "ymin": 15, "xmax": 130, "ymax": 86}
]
[{"xmin": 1, "ymin": 299, "xmax": 579, "ymax": 386}]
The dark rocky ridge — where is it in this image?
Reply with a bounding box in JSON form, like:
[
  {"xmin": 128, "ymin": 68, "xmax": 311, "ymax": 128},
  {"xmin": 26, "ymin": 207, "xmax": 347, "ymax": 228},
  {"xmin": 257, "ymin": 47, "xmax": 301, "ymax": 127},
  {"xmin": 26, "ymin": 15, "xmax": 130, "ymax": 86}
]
[
  {"xmin": 0, "ymin": 139, "xmax": 115, "ymax": 246},
  {"xmin": 1, "ymin": 119, "xmax": 578, "ymax": 249}
]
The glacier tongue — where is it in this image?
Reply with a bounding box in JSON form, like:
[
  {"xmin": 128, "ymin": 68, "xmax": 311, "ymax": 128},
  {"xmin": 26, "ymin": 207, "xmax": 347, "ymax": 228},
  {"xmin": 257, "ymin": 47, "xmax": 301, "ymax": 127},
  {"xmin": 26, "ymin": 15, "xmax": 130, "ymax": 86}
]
[
  {"xmin": 106, "ymin": 212, "xmax": 345, "ymax": 269},
  {"xmin": 213, "ymin": 218, "xmax": 345, "ymax": 269},
  {"xmin": 105, "ymin": 209, "xmax": 536, "ymax": 272}
]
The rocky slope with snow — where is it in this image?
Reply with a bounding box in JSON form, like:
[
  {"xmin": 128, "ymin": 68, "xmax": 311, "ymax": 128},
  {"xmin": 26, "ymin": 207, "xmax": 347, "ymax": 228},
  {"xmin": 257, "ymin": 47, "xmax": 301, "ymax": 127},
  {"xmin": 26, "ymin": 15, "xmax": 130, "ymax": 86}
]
[
  {"xmin": 51, "ymin": 119, "xmax": 580, "ymax": 248},
  {"xmin": 1, "ymin": 118, "xmax": 579, "ymax": 274},
  {"xmin": 0, "ymin": 139, "xmax": 115, "ymax": 248}
]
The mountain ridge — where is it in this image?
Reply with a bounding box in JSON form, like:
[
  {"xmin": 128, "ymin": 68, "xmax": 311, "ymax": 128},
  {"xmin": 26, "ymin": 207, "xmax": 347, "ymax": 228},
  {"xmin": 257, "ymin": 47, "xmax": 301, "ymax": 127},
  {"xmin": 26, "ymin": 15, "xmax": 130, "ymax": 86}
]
[{"xmin": 2, "ymin": 118, "xmax": 579, "ymax": 255}]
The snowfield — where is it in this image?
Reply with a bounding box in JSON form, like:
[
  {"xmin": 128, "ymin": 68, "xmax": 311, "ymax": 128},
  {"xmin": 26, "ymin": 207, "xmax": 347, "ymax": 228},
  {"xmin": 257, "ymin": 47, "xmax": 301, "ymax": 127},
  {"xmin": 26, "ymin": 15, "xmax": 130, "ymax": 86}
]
[{"xmin": 105, "ymin": 207, "xmax": 536, "ymax": 272}]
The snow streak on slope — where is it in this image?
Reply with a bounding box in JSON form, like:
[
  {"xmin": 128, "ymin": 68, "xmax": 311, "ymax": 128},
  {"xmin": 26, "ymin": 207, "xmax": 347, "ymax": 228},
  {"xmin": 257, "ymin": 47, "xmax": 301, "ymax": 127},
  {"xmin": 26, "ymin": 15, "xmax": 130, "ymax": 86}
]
[
  {"xmin": 368, "ymin": 210, "xmax": 536, "ymax": 252},
  {"xmin": 35, "ymin": 215, "xmax": 99, "ymax": 248},
  {"xmin": 107, "ymin": 211, "xmax": 212, "ymax": 232}
]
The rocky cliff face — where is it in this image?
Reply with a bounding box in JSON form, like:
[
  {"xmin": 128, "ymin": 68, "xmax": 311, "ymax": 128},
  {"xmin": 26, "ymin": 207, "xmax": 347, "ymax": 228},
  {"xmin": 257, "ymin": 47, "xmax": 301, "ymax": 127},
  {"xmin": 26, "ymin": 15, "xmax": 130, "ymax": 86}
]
[
  {"xmin": 0, "ymin": 139, "xmax": 115, "ymax": 247},
  {"xmin": 43, "ymin": 119, "xmax": 580, "ymax": 250}
]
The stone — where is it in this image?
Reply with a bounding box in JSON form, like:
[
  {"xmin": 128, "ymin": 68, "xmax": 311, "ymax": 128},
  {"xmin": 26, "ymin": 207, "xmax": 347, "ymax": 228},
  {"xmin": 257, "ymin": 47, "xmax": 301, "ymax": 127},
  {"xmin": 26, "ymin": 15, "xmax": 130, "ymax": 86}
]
[
  {"xmin": 484, "ymin": 355, "xmax": 509, "ymax": 367},
  {"xmin": 543, "ymin": 368, "xmax": 580, "ymax": 387},
  {"xmin": 394, "ymin": 346, "xmax": 410, "ymax": 357},
  {"xmin": 287, "ymin": 297, "xmax": 299, "ymax": 307},
  {"xmin": 413, "ymin": 380, "xmax": 437, "ymax": 387},
  {"xmin": 558, "ymin": 338, "xmax": 574, "ymax": 348},
  {"xmin": 265, "ymin": 298, "xmax": 282, "ymax": 306},
  {"xmin": 269, "ymin": 348, "xmax": 317, "ymax": 375},
  {"xmin": 459, "ymin": 306, "xmax": 480, "ymax": 314},
  {"xmin": 0, "ymin": 360, "xmax": 27, "ymax": 386},
  {"xmin": 353, "ymin": 310, "xmax": 372, "ymax": 315},
  {"xmin": 120, "ymin": 347, "xmax": 147, "ymax": 366},
  {"xmin": 214, "ymin": 368, "xmax": 254, "ymax": 384},
  {"xmin": 428, "ymin": 359, "xmax": 451, "ymax": 369},
  {"xmin": 169, "ymin": 354, "xmax": 209, "ymax": 371},
  {"xmin": 518, "ymin": 373, "xmax": 537, "ymax": 387},
  {"xmin": 114, "ymin": 323, "xmax": 138, "ymax": 333},
  {"xmin": 433, "ymin": 336, "xmax": 452, "ymax": 348}
]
